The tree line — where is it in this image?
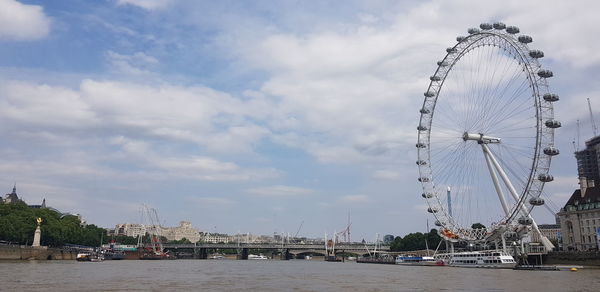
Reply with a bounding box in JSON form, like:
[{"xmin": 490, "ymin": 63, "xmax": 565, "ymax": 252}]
[
  {"xmin": 0, "ymin": 202, "xmax": 199, "ymax": 247},
  {"xmin": 389, "ymin": 229, "xmax": 444, "ymax": 252},
  {"xmin": 0, "ymin": 201, "xmax": 105, "ymax": 247}
]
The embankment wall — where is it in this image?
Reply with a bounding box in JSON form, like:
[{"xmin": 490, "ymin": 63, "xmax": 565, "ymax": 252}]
[{"xmin": 0, "ymin": 245, "xmax": 77, "ymax": 260}]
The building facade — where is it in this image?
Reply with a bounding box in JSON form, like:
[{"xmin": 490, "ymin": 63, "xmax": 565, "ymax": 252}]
[
  {"xmin": 159, "ymin": 221, "xmax": 201, "ymax": 243},
  {"xmin": 557, "ymin": 135, "xmax": 600, "ymax": 251},
  {"xmin": 202, "ymin": 233, "xmax": 230, "ymax": 243},
  {"xmin": 531, "ymin": 224, "xmax": 561, "ymax": 243},
  {"xmin": 2, "ymin": 185, "xmax": 21, "ymax": 204},
  {"xmin": 115, "ymin": 223, "xmax": 147, "ymax": 238},
  {"xmin": 557, "ymin": 185, "xmax": 600, "ymax": 251},
  {"xmin": 575, "ymin": 135, "xmax": 600, "ymax": 186}
]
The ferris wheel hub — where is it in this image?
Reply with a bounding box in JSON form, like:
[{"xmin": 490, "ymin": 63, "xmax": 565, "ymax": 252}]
[{"xmin": 462, "ymin": 132, "xmax": 501, "ymax": 144}]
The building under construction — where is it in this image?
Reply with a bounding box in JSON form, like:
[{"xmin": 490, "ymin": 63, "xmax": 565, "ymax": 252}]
[{"xmin": 575, "ymin": 135, "xmax": 600, "ymax": 187}]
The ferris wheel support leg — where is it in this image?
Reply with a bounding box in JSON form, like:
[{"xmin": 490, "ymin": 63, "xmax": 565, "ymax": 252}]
[
  {"xmin": 482, "ymin": 144, "xmax": 555, "ymax": 251},
  {"xmin": 501, "ymin": 233, "xmax": 507, "ymax": 253},
  {"xmin": 482, "ymin": 145, "xmax": 510, "ymax": 216}
]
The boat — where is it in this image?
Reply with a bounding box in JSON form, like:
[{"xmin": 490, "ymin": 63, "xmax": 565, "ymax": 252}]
[
  {"xmin": 434, "ymin": 250, "xmax": 517, "ymax": 268},
  {"xmin": 248, "ymin": 254, "xmax": 268, "ymax": 260},
  {"xmin": 76, "ymin": 252, "xmax": 104, "ymax": 262},
  {"xmin": 76, "ymin": 253, "xmax": 91, "ymax": 261},
  {"xmin": 395, "ymin": 255, "xmax": 437, "ymax": 266}
]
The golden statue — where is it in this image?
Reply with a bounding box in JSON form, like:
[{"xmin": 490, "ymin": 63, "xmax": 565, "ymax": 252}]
[{"xmin": 36, "ymin": 217, "xmax": 42, "ymax": 226}]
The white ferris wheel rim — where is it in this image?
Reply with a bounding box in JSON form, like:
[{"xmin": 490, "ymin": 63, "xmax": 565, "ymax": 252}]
[{"xmin": 416, "ymin": 23, "xmax": 558, "ymax": 242}]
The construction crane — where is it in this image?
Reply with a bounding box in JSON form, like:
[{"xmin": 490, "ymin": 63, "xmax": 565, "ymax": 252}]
[
  {"xmin": 588, "ymin": 98, "xmax": 598, "ymax": 136},
  {"xmin": 293, "ymin": 221, "xmax": 304, "ymax": 238}
]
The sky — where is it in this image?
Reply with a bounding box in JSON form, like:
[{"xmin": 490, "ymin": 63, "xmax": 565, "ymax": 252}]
[{"xmin": 1, "ymin": 0, "xmax": 599, "ymax": 241}]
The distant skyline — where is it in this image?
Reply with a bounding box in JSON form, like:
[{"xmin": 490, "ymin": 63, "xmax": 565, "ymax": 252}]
[{"xmin": 1, "ymin": 0, "xmax": 599, "ymax": 240}]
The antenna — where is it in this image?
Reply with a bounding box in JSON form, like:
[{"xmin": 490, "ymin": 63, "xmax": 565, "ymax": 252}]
[{"xmin": 588, "ymin": 98, "xmax": 598, "ymax": 136}]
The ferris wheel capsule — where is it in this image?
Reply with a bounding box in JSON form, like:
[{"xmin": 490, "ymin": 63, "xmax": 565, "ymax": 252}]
[
  {"xmin": 543, "ymin": 147, "xmax": 560, "ymax": 156},
  {"xmin": 427, "ymin": 207, "xmax": 438, "ymax": 213},
  {"xmin": 506, "ymin": 26, "xmax": 520, "ymax": 34},
  {"xmin": 468, "ymin": 28, "xmax": 480, "ymax": 34},
  {"xmin": 480, "ymin": 23, "xmax": 493, "ymax": 30},
  {"xmin": 538, "ymin": 173, "xmax": 554, "ymax": 182},
  {"xmin": 529, "ymin": 197, "xmax": 545, "ymax": 206},
  {"xmin": 538, "ymin": 69, "xmax": 554, "ymax": 78},
  {"xmin": 493, "ymin": 22, "xmax": 506, "ymax": 30},
  {"xmin": 543, "ymin": 93, "xmax": 559, "ymax": 102},
  {"xmin": 518, "ymin": 217, "xmax": 533, "ymax": 225},
  {"xmin": 529, "ymin": 50, "xmax": 544, "ymax": 58},
  {"xmin": 545, "ymin": 119, "xmax": 561, "ymax": 128},
  {"xmin": 518, "ymin": 35, "xmax": 533, "ymax": 43}
]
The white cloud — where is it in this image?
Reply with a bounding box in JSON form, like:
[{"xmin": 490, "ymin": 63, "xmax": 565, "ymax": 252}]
[
  {"xmin": 186, "ymin": 196, "xmax": 237, "ymax": 205},
  {"xmin": 246, "ymin": 185, "xmax": 314, "ymax": 197},
  {"xmin": 339, "ymin": 194, "xmax": 369, "ymax": 203},
  {"xmin": 372, "ymin": 170, "xmax": 402, "ymax": 180},
  {"xmin": 106, "ymin": 51, "xmax": 159, "ymax": 76},
  {"xmin": 116, "ymin": 0, "xmax": 174, "ymax": 10},
  {"xmin": 0, "ymin": 0, "xmax": 51, "ymax": 40}
]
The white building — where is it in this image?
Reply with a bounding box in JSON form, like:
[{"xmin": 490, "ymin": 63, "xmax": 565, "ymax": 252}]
[
  {"xmin": 202, "ymin": 233, "xmax": 230, "ymax": 243},
  {"xmin": 159, "ymin": 221, "xmax": 201, "ymax": 243},
  {"xmin": 115, "ymin": 223, "xmax": 147, "ymax": 238}
]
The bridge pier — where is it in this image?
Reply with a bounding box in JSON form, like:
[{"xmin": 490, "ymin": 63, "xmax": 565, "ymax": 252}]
[
  {"xmin": 280, "ymin": 248, "xmax": 292, "ymax": 260},
  {"xmin": 237, "ymin": 248, "xmax": 248, "ymax": 260},
  {"xmin": 194, "ymin": 247, "xmax": 207, "ymax": 259}
]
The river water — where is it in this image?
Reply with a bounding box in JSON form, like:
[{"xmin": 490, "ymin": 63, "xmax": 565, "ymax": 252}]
[{"xmin": 1, "ymin": 259, "xmax": 598, "ymax": 291}]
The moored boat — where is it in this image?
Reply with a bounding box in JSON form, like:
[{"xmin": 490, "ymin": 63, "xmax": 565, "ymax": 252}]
[
  {"xmin": 395, "ymin": 255, "xmax": 437, "ymax": 266},
  {"xmin": 248, "ymin": 254, "xmax": 268, "ymax": 260},
  {"xmin": 434, "ymin": 250, "xmax": 516, "ymax": 268}
]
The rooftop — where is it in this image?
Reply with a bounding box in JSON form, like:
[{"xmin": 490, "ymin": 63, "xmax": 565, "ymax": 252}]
[{"xmin": 562, "ymin": 186, "xmax": 600, "ymax": 212}]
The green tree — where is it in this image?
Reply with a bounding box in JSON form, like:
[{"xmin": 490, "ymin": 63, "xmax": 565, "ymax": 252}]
[{"xmin": 0, "ymin": 202, "xmax": 107, "ymax": 247}]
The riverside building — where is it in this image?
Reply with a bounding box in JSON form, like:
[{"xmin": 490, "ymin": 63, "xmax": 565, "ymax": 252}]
[{"xmin": 557, "ymin": 135, "xmax": 600, "ymax": 251}]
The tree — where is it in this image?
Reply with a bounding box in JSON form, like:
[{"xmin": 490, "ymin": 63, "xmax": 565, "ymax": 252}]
[
  {"xmin": 0, "ymin": 202, "xmax": 106, "ymax": 247},
  {"xmin": 389, "ymin": 229, "xmax": 443, "ymax": 252}
]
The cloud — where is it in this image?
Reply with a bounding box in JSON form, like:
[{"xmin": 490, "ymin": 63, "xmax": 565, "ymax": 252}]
[
  {"xmin": 0, "ymin": 0, "xmax": 51, "ymax": 40},
  {"xmin": 339, "ymin": 194, "xmax": 369, "ymax": 203},
  {"xmin": 115, "ymin": 0, "xmax": 174, "ymax": 10},
  {"xmin": 106, "ymin": 51, "xmax": 159, "ymax": 76},
  {"xmin": 186, "ymin": 196, "xmax": 237, "ymax": 205},
  {"xmin": 372, "ymin": 170, "xmax": 402, "ymax": 180},
  {"xmin": 246, "ymin": 185, "xmax": 314, "ymax": 197}
]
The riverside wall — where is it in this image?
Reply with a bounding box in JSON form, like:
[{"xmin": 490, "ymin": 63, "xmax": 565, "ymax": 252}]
[
  {"xmin": 543, "ymin": 251, "xmax": 600, "ymax": 266},
  {"xmin": 0, "ymin": 244, "xmax": 77, "ymax": 260}
]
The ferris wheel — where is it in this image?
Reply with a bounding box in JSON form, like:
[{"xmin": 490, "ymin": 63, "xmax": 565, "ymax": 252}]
[{"xmin": 416, "ymin": 22, "xmax": 559, "ymax": 248}]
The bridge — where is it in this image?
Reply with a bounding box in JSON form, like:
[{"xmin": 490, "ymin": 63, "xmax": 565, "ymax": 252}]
[{"xmin": 161, "ymin": 243, "xmax": 389, "ymax": 260}]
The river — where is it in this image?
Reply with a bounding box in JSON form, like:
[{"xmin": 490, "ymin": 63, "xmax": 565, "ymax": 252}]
[{"xmin": 1, "ymin": 259, "xmax": 598, "ymax": 291}]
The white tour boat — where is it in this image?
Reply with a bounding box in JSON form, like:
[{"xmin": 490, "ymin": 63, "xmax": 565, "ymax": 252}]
[
  {"xmin": 434, "ymin": 250, "xmax": 517, "ymax": 268},
  {"xmin": 248, "ymin": 254, "xmax": 268, "ymax": 260},
  {"xmin": 395, "ymin": 255, "xmax": 438, "ymax": 266}
]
